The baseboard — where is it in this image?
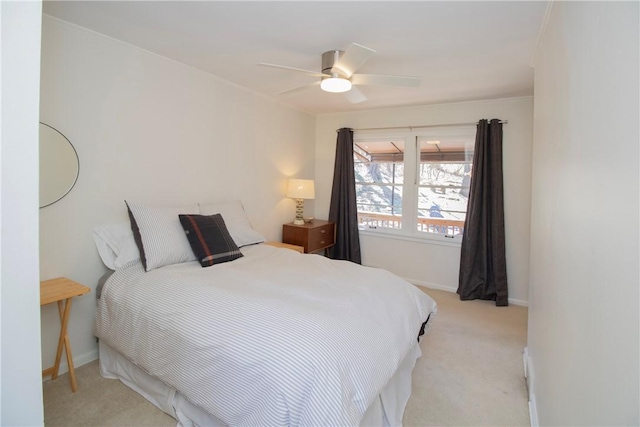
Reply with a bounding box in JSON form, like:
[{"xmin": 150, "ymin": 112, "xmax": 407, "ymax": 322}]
[
  {"xmin": 404, "ymin": 277, "xmax": 529, "ymax": 307},
  {"xmin": 42, "ymin": 347, "xmax": 99, "ymax": 382},
  {"xmin": 409, "ymin": 279, "xmax": 456, "ymax": 294},
  {"xmin": 524, "ymin": 346, "xmax": 539, "ymax": 427},
  {"xmin": 529, "ymin": 393, "xmax": 539, "ymax": 427},
  {"xmin": 508, "ymin": 297, "xmax": 529, "ymax": 307}
]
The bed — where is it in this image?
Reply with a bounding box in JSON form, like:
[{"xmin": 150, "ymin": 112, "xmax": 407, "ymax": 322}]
[{"xmin": 93, "ymin": 200, "xmax": 437, "ymax": 426}]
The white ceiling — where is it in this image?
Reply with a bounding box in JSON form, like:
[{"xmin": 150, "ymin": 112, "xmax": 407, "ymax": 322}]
[{"xmin": 43, "ymin": 1, "xmax": 548, "ymax": 115}]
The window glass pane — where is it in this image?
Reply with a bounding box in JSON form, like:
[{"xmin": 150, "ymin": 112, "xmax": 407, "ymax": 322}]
[
  {"xmin": 419, "ymin": 163, "xmax": 470, "ymax": 187},
  {"xmin": 355, "ymin": 162, "xmax": 404, "ymax": 184},
  {"xmin": 356, "ymin": 184, "xmax": 402, "ymax": 215},
  {"xmin": 354, "ymin": 138, "xmax": 405, "ymax": 230},
  {"xmin": 416, "ymin": 186, "xmax": 467, "ymax": 235},
  {"xmin": 356, "ymin": 184, "xmax": 402, "ymax": 229},
  {"xmin": 417, "ymin": 135, "xmax": 474, "ymax": 236}
]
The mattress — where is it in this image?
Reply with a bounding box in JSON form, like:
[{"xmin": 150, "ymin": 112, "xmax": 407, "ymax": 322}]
[{"xmin": 96, "ymin": 244, "xmax": 436, "ymax": 426}]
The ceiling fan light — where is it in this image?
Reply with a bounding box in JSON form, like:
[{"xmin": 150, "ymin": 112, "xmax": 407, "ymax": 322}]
[{"xmin": 321, "ymin": 77, "xmax": 352, "ymax": 93}]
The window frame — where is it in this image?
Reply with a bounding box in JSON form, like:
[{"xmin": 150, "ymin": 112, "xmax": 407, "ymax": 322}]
[{"xmin": 353, "ymin": 126, "xmax": 476, "ymax": 245}]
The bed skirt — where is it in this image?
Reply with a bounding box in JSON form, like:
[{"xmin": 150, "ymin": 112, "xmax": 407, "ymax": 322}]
[{"xmin": 98, "ymin": 340, "xmax": 422, "ymax": 426}]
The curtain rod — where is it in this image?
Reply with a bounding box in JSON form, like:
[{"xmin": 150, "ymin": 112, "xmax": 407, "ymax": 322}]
[{"xmin": 347, "ymin": 120, "xmax": 508, "ymax": 133}]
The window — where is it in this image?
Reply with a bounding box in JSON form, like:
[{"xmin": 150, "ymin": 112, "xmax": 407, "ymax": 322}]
[
  {"xmin": 415, "ymin": 136, "xmax": 474, "ymax": 236},
  {"xmin": 354, "ymin": 127, "xmax": 475, "ymax": 241},
  {"xmin": 354, "ymin": 139, "xmax": 404, "ymax": 229}
]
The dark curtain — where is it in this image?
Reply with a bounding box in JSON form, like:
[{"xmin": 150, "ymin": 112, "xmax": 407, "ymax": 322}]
[
  {"xmin": 457, "ymin": 119, "xmax": 508, "ymax": 306},
  {"xmin": 328, "ymin": 128, "xmax": 362, "ymax": 264}
]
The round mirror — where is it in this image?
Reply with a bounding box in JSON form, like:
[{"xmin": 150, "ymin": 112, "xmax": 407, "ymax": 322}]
[{"xmin": 39, "ymin": 122, "xmax": 79, "ymax": 208}]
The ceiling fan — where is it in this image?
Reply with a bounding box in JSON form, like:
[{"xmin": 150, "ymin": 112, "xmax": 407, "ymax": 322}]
[{"xmin": 259, "ymin": 43, "xmax": 422, "ymax": 104}]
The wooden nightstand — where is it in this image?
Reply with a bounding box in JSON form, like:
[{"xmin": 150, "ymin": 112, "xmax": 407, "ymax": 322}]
[
  {"xmin": 264, "ymin": 241, "xmax": 304, "ymax": 253},
  {"xmin": 40, "ymin": 277, "xmax": 90, "ymax": 393},
  {"xmin": 282, "ymin": 219, "xmax": 335, "ymax": 254}
]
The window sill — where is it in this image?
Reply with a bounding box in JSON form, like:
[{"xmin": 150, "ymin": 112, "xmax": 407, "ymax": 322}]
[{"xmin": 358, "ymin": 229, "xmax": 462, "ymax": 248}]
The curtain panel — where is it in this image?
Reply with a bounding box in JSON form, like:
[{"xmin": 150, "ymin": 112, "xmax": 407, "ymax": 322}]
[
  {"xmin": 457, "ymin": 119, "xmax": 508, "ymax": 306},
  {"xmin": 328, "ymin": 128, "xmax": 362, "ymax": 264}
]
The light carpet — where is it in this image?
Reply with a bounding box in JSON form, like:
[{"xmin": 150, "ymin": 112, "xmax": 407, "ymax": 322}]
[{"xmin": 43, "ymin": 288, "xmax": 529, "ymax": 426}]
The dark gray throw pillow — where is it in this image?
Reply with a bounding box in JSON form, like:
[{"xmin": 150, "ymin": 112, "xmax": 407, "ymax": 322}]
[{"xmin": 179, "ymin": 214, "xmax": 243, "ymax": 267}]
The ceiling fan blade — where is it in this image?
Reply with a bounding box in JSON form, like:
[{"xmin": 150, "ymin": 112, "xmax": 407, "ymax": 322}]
[
  {"xmin": 331, "ymin": 43, "xmax": 376, "ymax": 78},
  {"xmin": 342, "ymin": 86, "xmax": 367, "ymax": 104},
  {"xmin": 259, "ymin": 63, "xmax": 329, "ymax": 78},
  {"xmin": 276, "ymin": 81, "xmax": 320, "ymax": 96},
  {"xmin": 351, "ymin": 73, "xmax": 422, "ymax": 88}
]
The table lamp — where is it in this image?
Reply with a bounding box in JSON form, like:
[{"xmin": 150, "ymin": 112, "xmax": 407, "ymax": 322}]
[{"xmin": 286, "ymin": 179, "xmax": 315, "ymax": 225}]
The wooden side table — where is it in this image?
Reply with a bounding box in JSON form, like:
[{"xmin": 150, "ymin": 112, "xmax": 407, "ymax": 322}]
[
  {"xmin": 282, "ymin": 219, "xmax": 335, "ymax": 254},
  {"xmin": 264, "ymin": 241, "xmax": 304, "ymax": 253},
  {"xmin": 40, "ymin": 277, "xmax": 90, "ymax": 392}
]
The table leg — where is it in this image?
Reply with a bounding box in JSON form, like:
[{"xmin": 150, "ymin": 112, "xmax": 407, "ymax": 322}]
[
  {"xmin": 51, "ymin": 298, "xmax": 75, "ymax": 391},
  {"xmin": 64, "ymin": 333, "xmax": 77, "ymax": 392}
]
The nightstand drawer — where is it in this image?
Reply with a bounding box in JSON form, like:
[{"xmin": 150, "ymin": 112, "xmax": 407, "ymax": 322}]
[
  {"xmin": 308, "ymin": 224, "xmax": 335, "ymax": 253},
  {"xmin": 282, "ymin": 220, "xmax": 335, "ymax": 254}
]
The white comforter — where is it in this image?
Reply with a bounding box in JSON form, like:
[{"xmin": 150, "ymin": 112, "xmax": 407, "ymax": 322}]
[{"xmin": 95, "ymin": 244, "xmax": 436, "ymax": 426}]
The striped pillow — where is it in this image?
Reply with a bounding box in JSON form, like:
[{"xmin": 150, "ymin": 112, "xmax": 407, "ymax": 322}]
[
  {"xmin": 179, "ymin": 214, "xmax": 243, "ymax": 267},
  {"xmin": 126, "ymin": 201, "xmax": 199, "ymax": 271}
]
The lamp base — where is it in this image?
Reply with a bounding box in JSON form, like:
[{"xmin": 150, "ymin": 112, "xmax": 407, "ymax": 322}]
[{"xmin": 293, "ymin": 199, "xmax": 305, "ymax": 225}]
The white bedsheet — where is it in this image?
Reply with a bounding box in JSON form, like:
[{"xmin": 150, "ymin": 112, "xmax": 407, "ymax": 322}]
[{"xmin": 96, "ymin": 244, "xmax": 436, "ymax": 426}]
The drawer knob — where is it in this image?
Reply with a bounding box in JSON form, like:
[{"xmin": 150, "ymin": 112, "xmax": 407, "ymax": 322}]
[
  {"xmin": 321, "ymin": 230, "xmax": 326, "ymax": 234},
  {"xmin": 320, "ymin": 240, "xmax": 325, "ymax": 244}
]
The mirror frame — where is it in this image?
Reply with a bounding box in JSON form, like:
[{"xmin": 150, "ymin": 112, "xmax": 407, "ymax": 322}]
[{"xmin": 39, "ymin": 122, "xmax": 80, "ymax": 209}]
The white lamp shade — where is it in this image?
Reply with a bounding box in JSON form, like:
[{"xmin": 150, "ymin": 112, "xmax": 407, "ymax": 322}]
[{"xmin": 286, "ymin": 179, "xmax": 315, "ymax": 199}]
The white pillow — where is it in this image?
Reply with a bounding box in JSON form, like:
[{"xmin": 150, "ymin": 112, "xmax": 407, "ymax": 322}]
[
  {"xmin": 126, "ymin": 201, "xmax": 200, "ymax": 271},
  {"xmin": 198, "ymin": 200, "xmax": 265, "ymax": 247},
  {"xmin": 92, "ymin": 223, "xmax": 141, "ymax": 270}
]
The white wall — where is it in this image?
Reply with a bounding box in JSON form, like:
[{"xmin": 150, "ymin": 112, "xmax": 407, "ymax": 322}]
[
  {"xmin": 39, "ymin": 17, "xmax": 316, "ymax": 372},
  {"xmin": 1, "ymin": 1, "xmax": 45, "ymax": 425},
  {"xmin": 315, "ymin": 97, "xmax": 533, "ymax": 305},
  {"xmin": 528, "ymin": 2, "xmax": 639, "ymax": 425}
]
